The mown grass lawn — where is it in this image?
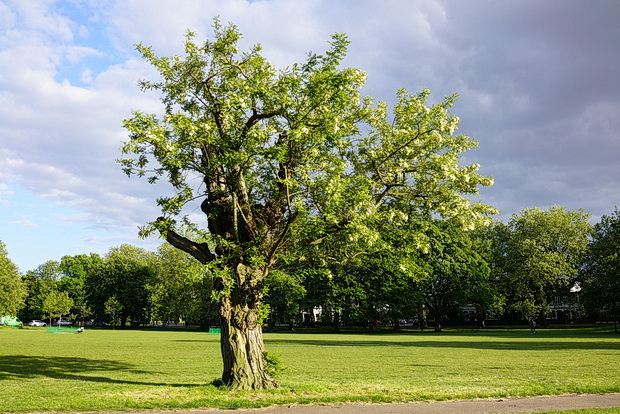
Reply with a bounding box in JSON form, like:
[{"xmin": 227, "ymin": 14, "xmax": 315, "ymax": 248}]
[{"xmin": 0, "ymin": 326, "xmax": 618, "ymax": 412}]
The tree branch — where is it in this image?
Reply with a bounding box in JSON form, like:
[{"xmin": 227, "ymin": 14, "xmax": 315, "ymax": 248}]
[
  {"xmin": 240, "ymin": 110, "xmax": 281, "ymax": 141},
  {"xmin": 156, "ymin": 217, "xmax": 216, "ymax": 264}
]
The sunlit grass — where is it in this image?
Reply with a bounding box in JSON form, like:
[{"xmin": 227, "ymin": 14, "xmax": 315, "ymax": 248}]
[{"xmin": 0, "ymin": 326, "xmax": 618, "ymax": 412}]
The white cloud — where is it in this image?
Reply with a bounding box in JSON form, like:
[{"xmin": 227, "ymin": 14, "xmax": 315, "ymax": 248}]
[
  {"xmin": 6, "ymin": 0, "xmax": 74, "ymax": 40},
  {"xmin": 0, "ymin": 183, "xmax": 13, "ymax": 196},
  {"xmin": 1, "ymin": 0, "xmax": 619, "ymax": 271},
  {"xmin": 0, "ymin": 183, "xmax": 14, "ymax": 206},
  {"xmin": 12, "ymin": 215, "xmax": 38, "ymax": 228}
]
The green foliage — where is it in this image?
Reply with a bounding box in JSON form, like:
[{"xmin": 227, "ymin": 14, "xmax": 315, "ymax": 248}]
[
  {"xmin": 492, "ymin": 206, "xmax": 592, "ymax": 321},
  {"xmin": 289, "ymin": 216, "xmax": 491, "ymax": 331},
  {"xmin": 42, "ymin": 290, "xmax": 74, "ymax": 325},
  {"xmin": 0, "ymin": 240, "xmax": 26, "ymax": 316},
  {"xmin": 118, "ymin": 18, "xmax": 496, "ymax": 283},
  {"xmin": 417, "ymin": 219, "xmax": 490, "ymax": 331},
  {"xmin": 263, "ymin": 270, "xmax": 306, "ymax": 325},
  {"xmin": 104, "ymin": 296, "xmax": 122, "ymax": 327},
  {"xmin": 85, "ymin": 245, "xmax": 156, "ymax": 326},
  {"xmin": 148, "ymin": 242, "xmax": 212, "ymax": 325},
  {"xmin": 20, "ymin": 261, "xmax": 62, "ymax": 322},
  {"xmin": 262, "ymin": 350, "xmax": 286, "ymax": 378},
  {"xmin": 71, "ymin": 242, "xmax": 217, "ymax": 328},
  {"xmin": 58, "ymin": 253, "xmax": 102, "ymax": 323},
  {"xmin": 583, "ymin": 208, "xmax": 620, "ymax": 320}
]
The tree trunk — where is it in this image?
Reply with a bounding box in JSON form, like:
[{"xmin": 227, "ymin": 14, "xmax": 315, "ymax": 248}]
[
  {"xmin": 393, "ymin": 318, "xmax": 401, "ymax": 331},
  {"xmin": 218, "ymin": 263, "xmax": 278, "ymax": 390},
  {"xmin": 476, "ymin": 306, "xmax": 487, "ymax": 328},
  {"xmin": 219, "ymin": 298, "xmax": 277, "ymax": 390},
  {"xmin": 332, "ymin": 310, "xmax": 341, "ymax": 333},
  {"xmin": 434, "ymin": 318, "xmax": 442, "ymax": 332},
  {"xmin": 538, "ymin": 309, "xmax": 549, "ymax": 328}
]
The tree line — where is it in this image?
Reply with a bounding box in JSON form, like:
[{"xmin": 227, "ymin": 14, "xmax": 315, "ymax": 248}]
[
  {"xmin": 2, "ymin": 205, "xmax": 618, "ymax": 331},
  {"xmin": 1, "ymin": 243, "xmax": 215, "ymax": 328}
]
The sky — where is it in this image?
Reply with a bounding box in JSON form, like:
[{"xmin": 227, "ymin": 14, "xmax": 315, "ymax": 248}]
[{"xmin": 1, "ymin": 0, "xmax": 619, "ymax": 273}]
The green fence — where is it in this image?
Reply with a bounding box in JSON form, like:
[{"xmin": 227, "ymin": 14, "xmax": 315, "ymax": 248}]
[
  {"xmin": 47, "ymin": 326, "xmax": 80, "ymax": 334},
  {"xmin": 209, "ymin": 327, "xmax": 221, "ymax": 334}
]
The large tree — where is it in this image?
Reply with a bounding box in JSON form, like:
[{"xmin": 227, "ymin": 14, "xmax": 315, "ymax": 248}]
[
  {"xmin": 0, "ymin": 240, "xmax": 26, "ymax": 316},
  {"xmin": 582, "ymin": 208, "xmax": 620, "ymax": 328},
  {"xmin": 119, "ymin": 21, "xmax": 495, "ymax": 389},
  {"xmin": 59, "ymin": 253, "xmax": 103, "ymax": 325},
  {"xmin": 20, "ymin": 260, "xmax": 61, "ymax": 323},
  {"xmin": 497, "ymin": 206, "xmax": 592, "ymax": 326},
  {"xmin": 85, "ymin": 245, "xmax": 155, "ymax": 326},
  {"xmin": 418, "ymin": 220, "xmax": 490, "ymax": 332}
]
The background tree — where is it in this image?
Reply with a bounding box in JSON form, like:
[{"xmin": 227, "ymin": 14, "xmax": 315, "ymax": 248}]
[
  {"xmin": 0, "ymin": 240, "xmax": 26, "ymax": 316},
  {"xmin": 20, "ymin": 260, "xmax": 61, "ymax": 323},
  {"xmin": 498, "ymin": 206, "xmax": 592, "ymax": 326},
  {"xmin": 582, "ymin": 208, "xmax": 620, "ymax": 331},
  {"xmin": 149, "ymin": 242, "xmax": 215, "ymax": 326},
  {"xmin": 42, "ymin": 290, "xmax": 74, "ymax": 326},
  {"xmin": 295, "ymin": 266, "xmax": 342, "ymax": 329},
  {"xmin": 119, "ymin": 21, "xmax": 495, "ymax": 389},
  {"xmin": 418, "ymin": 220, "xmax": 490, "ymax": 332},
  {"xmin": 335, "ymin": 214, "xmax": 427, "ymax": 330},
  {"xmin": 86, "ymin": 245, "xmax": 155, "ymax": 327},
  {"xmin": 59, "ymin": 254, "xmax": 102, "ymax": 325},
  {"xmin": 350, "ymin": 255, "xmax": 423, "ymax": 330},
  {"xmin": 470, "ymin": 222, "xmax": 508, "ymax": 326},
  {"xmin": 104, "ymin": 296, "xmax": 122, "ymax": 329},
  {"xmin": 263, "ymin": 270, "xmax": 305, "ymax": 329}
]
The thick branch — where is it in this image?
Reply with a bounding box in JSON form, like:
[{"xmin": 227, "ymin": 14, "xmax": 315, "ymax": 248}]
[
  {"xmin": 240, "ymin": 110, "xmax": 280, "ymax": 140},
  {"xmin": 157, "ymin": 217, "xmax": 216, "ymax": 264}
]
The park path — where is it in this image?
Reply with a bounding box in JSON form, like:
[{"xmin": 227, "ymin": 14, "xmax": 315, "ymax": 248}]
[{"xmin": 146, "ymin": 394, "xmax": 620, "ymax": 414}]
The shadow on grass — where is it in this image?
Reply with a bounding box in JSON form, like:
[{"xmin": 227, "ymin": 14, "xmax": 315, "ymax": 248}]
[
  {"xmin": 262, "ymin": 332, "xmax": 620, "ymax": 351},
  {"xmin": 0, "ymin": 355, "xmax": 199, "ymax": 387}
]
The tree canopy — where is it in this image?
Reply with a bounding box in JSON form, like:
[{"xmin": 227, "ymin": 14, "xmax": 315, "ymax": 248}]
[
  {"xmin": 583, "ymin": 208, "xmax": 620, "ymax": 323},
  {"xmin": 119, "ymin": 20, "xmax": 496, "ymax": 389},
  {"xmin": 42, "ymin": 290, "xmax": 74, "ymax": 325},
  {"xmin": 492, "ymin": 206, "xmax": 592, "ymax": 323},
  {"xmin": 0, "ymin": 239, "xmax": 26, "ymax": 316}
]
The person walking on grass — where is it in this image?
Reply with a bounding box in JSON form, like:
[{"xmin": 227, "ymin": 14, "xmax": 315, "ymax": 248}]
[{"xmin": 530, "ymin": 320, "xmax": 537, "ymax": 334}]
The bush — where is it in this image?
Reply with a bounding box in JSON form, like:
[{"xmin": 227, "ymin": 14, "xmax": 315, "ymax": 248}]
[{"xmin": 263, "ymin": 351, "xmax": 286, "ymax": 378}]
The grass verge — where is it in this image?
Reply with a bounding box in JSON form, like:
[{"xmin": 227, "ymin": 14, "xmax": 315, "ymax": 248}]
[{"xmin": 0, "ymin": 326, "xmax": 618, "ymax": 412}]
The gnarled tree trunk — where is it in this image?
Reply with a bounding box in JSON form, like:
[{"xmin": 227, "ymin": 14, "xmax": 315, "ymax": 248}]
[
  {"xmin": 218, "ymin": 262, "xmax": 278, "ymax": 390},
  {"xmin": 219, "ymin": 299, "xmax": 277, "ymax": 389}
]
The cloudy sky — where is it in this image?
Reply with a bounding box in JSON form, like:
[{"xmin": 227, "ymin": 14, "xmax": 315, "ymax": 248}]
[{"xmin": 1, "ymin": 0, "xmax": 619, "ymax": 272}]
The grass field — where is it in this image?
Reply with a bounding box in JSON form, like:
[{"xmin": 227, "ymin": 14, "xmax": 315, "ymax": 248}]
[{"xmin": 0, "ymin": 326, "xmax": 618, "ymax": 412}]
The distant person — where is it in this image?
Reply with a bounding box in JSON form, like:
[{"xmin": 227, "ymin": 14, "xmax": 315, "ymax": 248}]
[{"xmin": 530, "ymin": 320, "xmax": 537, "ymax": 334}]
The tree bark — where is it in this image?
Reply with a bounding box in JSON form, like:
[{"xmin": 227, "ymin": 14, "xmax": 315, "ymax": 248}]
[
  {"xmin": 159, "ymin": 205, "xmax": 280, "ymax": 389},
  {"xmin": 218, "ymin": 263, "xmax": 278, "ymax": 390}
]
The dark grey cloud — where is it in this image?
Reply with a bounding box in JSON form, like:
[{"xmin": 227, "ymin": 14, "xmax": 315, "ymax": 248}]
[
  {"xmin": 424, "ymin": 0, "xmax": 620, "ymax": 220},
  {"xmin": 1, "ymin": 0, "xmax": 619, "ymax": 270}
]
